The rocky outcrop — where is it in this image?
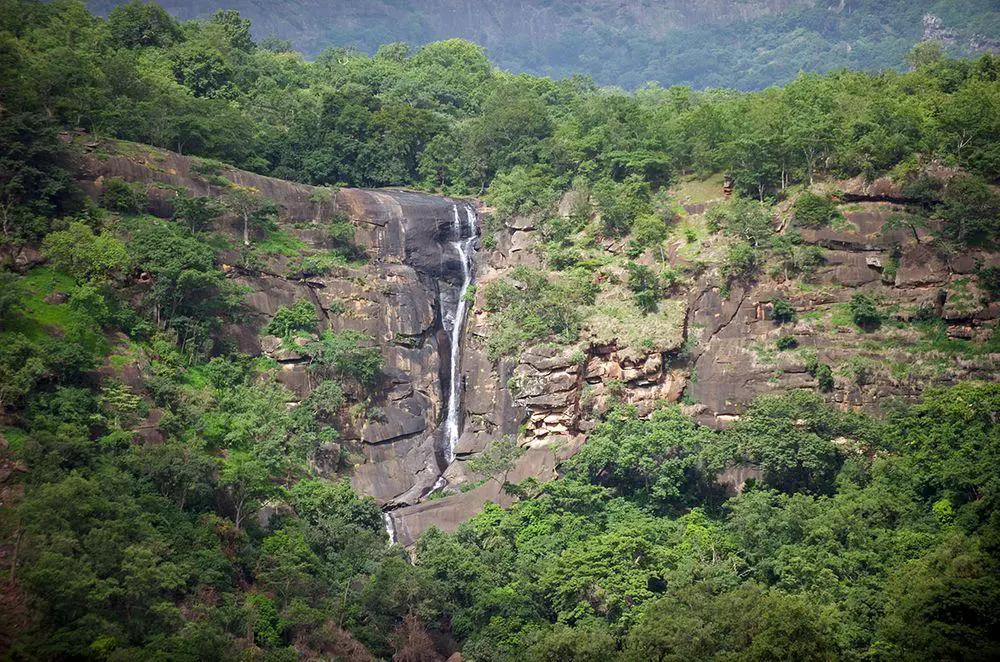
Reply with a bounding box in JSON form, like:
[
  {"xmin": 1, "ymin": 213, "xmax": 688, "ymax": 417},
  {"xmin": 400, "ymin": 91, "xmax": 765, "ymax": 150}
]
[
  {"xmin": 70, "ymin": 138, "xmax": 1000, "ymax": 544},
  {"xmin": 71, "ymin": 138, "xmax": 541, "ymax": 511}
]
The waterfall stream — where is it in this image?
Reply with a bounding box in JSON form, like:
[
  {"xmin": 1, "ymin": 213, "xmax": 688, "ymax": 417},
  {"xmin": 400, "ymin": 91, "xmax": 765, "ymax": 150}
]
[
  {"xmin": 382, "ymin": 511, "xmax": 396, "ymax": 544},
  {"xmin": 442, "ymin": 203, "xmax": 477, "ymax": 464},
  {"xmin": 383, "ymin": 202, "xmax": 477, "ymax": 541}
]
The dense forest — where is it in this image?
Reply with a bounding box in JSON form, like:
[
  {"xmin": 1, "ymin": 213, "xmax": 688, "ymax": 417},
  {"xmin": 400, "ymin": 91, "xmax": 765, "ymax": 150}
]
[
  {"xmin": 86, "ymin": 0, "xmax": 1000, "ymax": 90},
  {"xmin": 1, "ymin": 1, "xmax": 1000, "ymax": 660}
]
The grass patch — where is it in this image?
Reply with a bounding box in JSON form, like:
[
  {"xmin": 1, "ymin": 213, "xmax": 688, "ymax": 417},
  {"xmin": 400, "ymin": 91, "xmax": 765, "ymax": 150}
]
[
  {"xmin": 829, "ymin": 303, "xmax": 855, "ymax": 329},
  {"xmin": 257, "ymin": 229, "xmax": 308, "ymax": 257},
  {"xmin": 5, "ymin": 267, "xmax": 81, "ymax": 340},
  {"xmin": 582, "ymin": 288, "xmax": 686, "ymax": 357},
  {"xmin": 670, "ymin": 173, "xmax": 726, "ymax": 205},
  {"xmin": 1, "ymin": 426, "xmax": 28, "ymax": 453}
]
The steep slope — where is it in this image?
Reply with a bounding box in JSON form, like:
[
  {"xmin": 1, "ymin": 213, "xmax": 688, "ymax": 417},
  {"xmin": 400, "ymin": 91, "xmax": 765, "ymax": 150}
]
[{"xmin": 63, "ymin": 137, "xmax": 999, "ymax": 545}]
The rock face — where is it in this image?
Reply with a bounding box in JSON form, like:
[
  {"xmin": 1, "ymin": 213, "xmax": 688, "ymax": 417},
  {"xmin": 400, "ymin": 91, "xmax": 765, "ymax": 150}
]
[
  {"xmin": 73, "ymin": 139, "xmax": 1000, "ymax": 544},
  {"xmin": 71, "ymin": 139, "xmax": 534, "ymax": 514}
]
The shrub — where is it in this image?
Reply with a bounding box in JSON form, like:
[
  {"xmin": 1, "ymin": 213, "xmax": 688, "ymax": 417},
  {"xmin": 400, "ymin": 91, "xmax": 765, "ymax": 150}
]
[
  {"xmin": 304, "ymin": 329, "xmax": 384, "ymax": 388},
  {"xmin": 776, "ymin": 335, "xmax": 798, "ymax": 351},
  {"xmin": 42, "ymin": 221, "xmax": 131, "ymax": 283},
  {"xmin": 101, "ymin": 177, "xmax": 146, "ymax": 213},
  {"xmin": 172, "ymin": 193, "xmax": 221, "ymax": 233},
  {"xmin": 483, "ymin": 266, "xmax": 596, "ymax": 361},
  {"xmin": 263, "ymin": 300, "xmax": 318, "ymax": 340},
  {"xmin": 485, "ymin": 166, "xmax": 558, "ymax": 219},
  {"xmin": 978, "ymin": 265, "xmax": 1000, "ymax": 300},
  {"xmin": 937, "ymin": 175, "xmax": 1000, "ymax": 248},
  {"xmin": 793, "ymin": 192, "xmax": 841, "ymax": 228},
  {"xmin": 771, "ymin": 298, "xmax": 796, "ymax": 324},
  {"xmin": 626, "ymin": 261, "xmax": 660, "ymax": 313},
  {"xmin": 806, "ymin": 357, "xmax": 835, "ymax": 392},
  {"xmin": 849, "ymin": 293, "xmax": 881, "ymax": 330},
  {"xmin": 722, "ymin": 241, "xmax": 760, "ymax": 282},
  {"xmin": 706, "ymin": 197, "xmax": 774, "ymax": 246},
  {"xmin": 594, "ymin": 175, "xmax": 652, "ymax": 237},
  {"xmin": 631, "ymin": 214, "xmax": 670, "ymax": 248}
]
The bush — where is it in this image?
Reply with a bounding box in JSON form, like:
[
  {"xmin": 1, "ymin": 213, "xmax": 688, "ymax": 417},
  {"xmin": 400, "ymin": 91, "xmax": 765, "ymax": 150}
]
[
  {"xmin": 721, "ymin": 241, "xmax": 760, "ymax": 282},
  {"xmin": 626, "ymin": 261, "xmax": 660, "ymax": 313},
  {"xmin": 771, "ymin": 298, "xmax": 796, "ymax": 324},
  {"xmin": 483, "ymin": 266, "xmax": 597, "ymax": 361},
  {"xmin": 41, "ymin": 222, "xmax": 131, "ymax": 284},
  {"xmin": 172, "ymin": 193, "xmax": 221, "ymax": 233},
  {"xmin": 631, "ymin": 214, "xmax": 670, "ymax": 248},
  {"xmin": 978, "ymin": 265, "xmax": 1000, "ymax": 300},
  {"xmin": 849, "ymin": 293, "xmax": 881, "ymax": 330},
  {"xmin": 793, "ymin": 192, "xmax": 840, "ymax": 228},
  {"xmin": 776, "ymin": 335, "xmax": 798, "ymax": 351},
  {"xmin": 485, "ymin": 166, "xmax": 558, "ymax": 219},
  {"xmin": 937, "ymin": 175, "xmax": 1000, "ymax": 248},
  {"xmin": 593, "ymin": 175, "xmax": 652, "ymax": 237},
  {"xmin": 263, "ymin": 300, "xmax": 318, "ymax": 340},
  {"xmin": 706, "ymin": 198, "xmax": 774, "ymax": 246},
  {"xmin": 101, "ymin": 177, "xmax": 146, "ymax": 213},
  {"xmin": 304, "ymin": 329, "xmax": 384, "ymax": 389},
  {"xmin": 806, "ymin": 357, "xmax": 835, "ymax": 392}
]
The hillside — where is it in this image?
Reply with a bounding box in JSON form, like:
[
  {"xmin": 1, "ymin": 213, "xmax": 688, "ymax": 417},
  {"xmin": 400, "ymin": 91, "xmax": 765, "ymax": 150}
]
[
  {"xmin": 2, "ymin": 1, "xmax": 1000, "ymax": 659},
  {"xmin": 87, "ymin": 0, "xmax": 1000, "ymax": 89}
]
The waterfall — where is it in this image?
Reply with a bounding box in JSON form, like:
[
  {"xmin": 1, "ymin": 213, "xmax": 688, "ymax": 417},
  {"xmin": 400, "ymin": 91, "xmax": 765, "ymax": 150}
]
[
  {"xmin": 382, "ymin": 511, "xmax": 396, "ymax": 544},
  {"xmin": 442, "ymin": 203, "xmax": 477, "ymax": 464}
]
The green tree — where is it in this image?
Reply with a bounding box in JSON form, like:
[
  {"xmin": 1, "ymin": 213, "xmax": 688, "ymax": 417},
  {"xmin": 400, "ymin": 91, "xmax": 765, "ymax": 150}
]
[
  {"xmin": 263, "ymin": 300, "xmax": 319, "ymax": 340},
  {"xmin": 220, "ymin": 452, "xmax": 274, "ymax": 529},
  {"xmin": 41, "ymin": 221, "xmax": 130, "ymax": 284},
  {"xmin": 0, "ymin": 333, "xmax": 45, "ymax": 412},
  {"xmin": 108, "ymin": 1, "xmax": 183, "ymax": 49},
  {"xmin": 222, "ymin": 186, "xmax": 279, "ymax": 246}
]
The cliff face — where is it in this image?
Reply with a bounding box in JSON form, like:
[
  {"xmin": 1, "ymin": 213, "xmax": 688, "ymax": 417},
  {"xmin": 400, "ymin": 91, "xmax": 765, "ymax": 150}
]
[
  {"xmin": 70, "ymin": 138, "xmax": 999, "ymax": 546},
  {"xmin": 70, "ymin": 138, "xmax": 530, "ymax": 525}
]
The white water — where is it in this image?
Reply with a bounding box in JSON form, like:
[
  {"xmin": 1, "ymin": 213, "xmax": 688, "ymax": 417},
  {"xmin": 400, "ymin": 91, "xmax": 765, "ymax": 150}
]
[
  {"xmin": 442, "ymin": 203, "xmax": 477, "ymax": 464},
  {"xmin": 382, "ymin": 511, "xmax": 396, "ymax": 544}
]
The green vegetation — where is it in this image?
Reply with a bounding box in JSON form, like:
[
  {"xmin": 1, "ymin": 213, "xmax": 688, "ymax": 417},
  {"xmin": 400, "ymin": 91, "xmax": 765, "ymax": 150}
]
[
  {"xmin": 262, "ymin": 300, "xmax": 319, "ymax": 341},
  {"xmin": 793, "ymin": 192, "xmax": 841, "ymax": 228},
  {"xmin": 2, "ymin": 2, "xmax": 1000, "ymax": 659},
  {"xmin": 482, "ymin": 266, "xmax": 597, "ymax": 361},
  {"xmin": 85, "ymin": 0, "xmax": 1000, "ymax": 92},
  {"xmin": 850, "ymin": 293, "xmax": 884, "ymax": 331},
  {"xmin": 771, "ymin": 298, "xmax": 796, "ymax": 324}
]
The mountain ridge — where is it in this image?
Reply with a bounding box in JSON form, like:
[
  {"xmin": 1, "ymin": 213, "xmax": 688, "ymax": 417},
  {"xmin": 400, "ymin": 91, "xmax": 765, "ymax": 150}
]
[{"xmin": 87, "ymin": 0, "xmax": 1000, "ymax": 89}]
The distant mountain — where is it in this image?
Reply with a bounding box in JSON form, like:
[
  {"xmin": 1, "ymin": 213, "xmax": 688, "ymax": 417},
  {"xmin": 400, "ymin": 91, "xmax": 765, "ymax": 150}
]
[{"xmin": 87, "ymin": 0, "xmax": 1000, "ymax": 89}]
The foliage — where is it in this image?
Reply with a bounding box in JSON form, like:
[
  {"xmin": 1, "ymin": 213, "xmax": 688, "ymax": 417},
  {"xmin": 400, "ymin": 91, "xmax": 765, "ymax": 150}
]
[
  {"xmin": 771, "ymin": 298, "xmax": 796, "ymax": 324},
  {"xmin": 721, "ymin": 241, "xmax": 760, "ymax": 283},
  {"xmin": 467, "ymin": 435, "xmax": 524, "ymax": 485},
  {"xmin": 41, "ymin": 221, "xmax": 131, "ymax": 283},
  {"xmin": 793, "ymin": 192, "xmax": 841, "ymax": 228},
  {"xmin": 806, "ymin": 357, "xmax": 835, "ymax": 392},
  {"xmin": 625, "ymin": 262, "xmax": 660, "ymax": 313},
  {"xmin": 936, "ymin": 175, "xmax": 1000, "ymax": 248},
  {"xmin": 303, "ymin": 329, "xmax": 384, "ymax": 389},
  {"xmin": 171, "ymin": 193, "xmax": 221, "ymax": 233},
  {"xmin": 569, "ymin": 405, "xmax": 707, "ymax": 510},
  {"xmin": 775, "ymin": 335, "xmax": 798, "ymax": 351},
  {"xmin": 706, "ymin": 197, "xmax": 774, "ymax": 247},
  {"xmin": 263, "ymin": 300, "xmax": 318, "ymax": 340},
  {"xmin": 101, "ymin": 177, "xmax": 147, "ymax": 213},
  {"xmin": 482, "ymin": 266, "xmax": 596, "ymax": 361},
  {"xmin": 849, "ymin": 293, "xmax": 882, "ymax": 330}
]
